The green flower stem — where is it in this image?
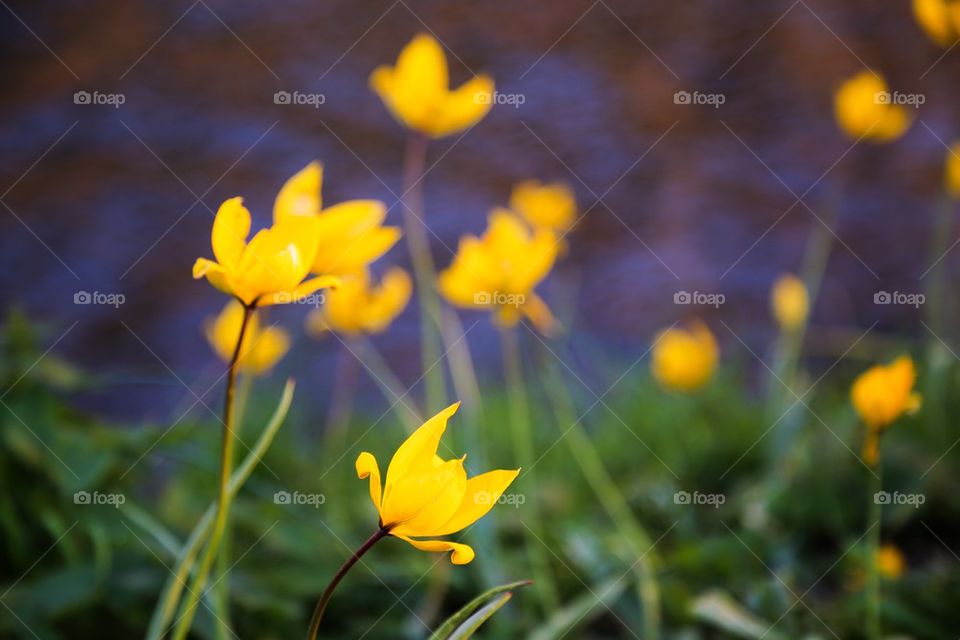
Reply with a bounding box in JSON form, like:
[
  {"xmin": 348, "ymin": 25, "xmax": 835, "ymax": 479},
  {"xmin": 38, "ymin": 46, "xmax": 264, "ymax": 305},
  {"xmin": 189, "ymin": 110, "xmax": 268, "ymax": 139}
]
[
  {"xmin": 537, "ymin": 344, "xmax": 661, "ymax": 640},
  {"xmin": 145, "ymin": 380, "xmax": 294, "ymax": 640},
  {"xmin": 358, "ymin": 337, "xmax": 423, "ymax": 432},
  {"xmin": 867, "ymin": 459, "xmax": 883, "ymax": 640},
  {"xmin": 307, "ymin": 527, "xmax": 391, "ymax": 640},
  {"xmin": 171, "ymin": 302, "xmax": 254, "ymax": 640},
  {"xmin": 500, "ymin": 326, "xmax": 560, "ymax": 614},
  {"xmin": 402, "ymin": 132, "xmax": 448, "ymax": 414}
]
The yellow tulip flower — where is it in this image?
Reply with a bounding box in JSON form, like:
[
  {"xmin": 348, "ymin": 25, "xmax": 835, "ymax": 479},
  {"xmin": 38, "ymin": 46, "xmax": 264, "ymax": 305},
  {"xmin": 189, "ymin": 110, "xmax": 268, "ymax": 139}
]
[
  {"xmin": 833, "ymin": 71, "xmax": 912, "ymax": 143},
  {"xmin": 851, "ymin": 356, "xmax": 921, "ymax": 464},
  {"xmin": 651, "ymin": 322, "xmax": 718, "ymax": 392},
  {"xmin": 770, "ymin": 274, "xmax": 809, "ymax": 333},
  {"xmin": 205, "ymin": 301, "xmax": 290, "ymax": 375},
  {"xmin": 370, "ymin": 33, "xmax": 495, "ymax": 139},
  {"xmin": 273, "ymin": 163, "xmax": 401, "ymax": 277},
  {"xmin": 438, "ymin": 209, "xmax": 559, "ymax": 334},
  {"xmin": 945, "ymin": 143, "xmax": 960, "ymax": 198},
  {"xmin": 307, "ymin": 267, "xmax": 412, "ymax": 337},
  {"xmin": 193, "ymin": 197, "xmax": 340, "ymax": 307},
  {"xmin": 356, "ymin": 402, "xmax": 520, "ymax": 564},
  {"xmin": 509, "ymin": 180, "xmax": 577, "ymax": 235},
  {"xmin": 913, "ymin": 0, "xmax": 960, "ymax": 47},
  {"xmin": 875, "ymin": 544, "xmax": 906, "ymax": 580}
]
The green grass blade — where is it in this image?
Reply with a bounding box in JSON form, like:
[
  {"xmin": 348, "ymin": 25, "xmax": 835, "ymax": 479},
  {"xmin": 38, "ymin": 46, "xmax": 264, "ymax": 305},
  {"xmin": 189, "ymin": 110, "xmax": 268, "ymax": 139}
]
[{"xmin": 427, "ymin": 580, "xmax": 531, "ymax": 640}]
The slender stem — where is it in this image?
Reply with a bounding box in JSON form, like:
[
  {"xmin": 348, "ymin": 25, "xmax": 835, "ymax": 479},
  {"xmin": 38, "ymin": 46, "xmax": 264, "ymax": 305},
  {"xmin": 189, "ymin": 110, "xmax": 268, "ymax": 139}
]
[
  {"xmin": 500, "ymin": 326, "xmax": 559, "ymax": 613},
  {"xmin": 323, "ymin": 340, "xmax": 360, "ymax": 460},
  {"xmin": 401, "ymin": 132, "xmax": 447, "ymax": 414},
  {"xmin": 358, "ymin": 337, "xmax": 423, "ymax": 432},
  {"xmin": 172, "ymin": 302, "xmax": 254, "ymax": 640},
  {"xmin": 307, "ymin": 527, "xmax": 390, "ymax": 640},
  {"xmin": 538, "ymin": 344, "xmax": 661, "ymax": 639},
  {"xmin": 867, "ymin": 458, "xmax": 883, "ymax": 640}
]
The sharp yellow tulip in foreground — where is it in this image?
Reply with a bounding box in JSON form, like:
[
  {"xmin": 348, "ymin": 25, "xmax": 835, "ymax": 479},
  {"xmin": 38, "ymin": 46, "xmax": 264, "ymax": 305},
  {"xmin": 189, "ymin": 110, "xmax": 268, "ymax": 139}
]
[
  {"xmin": 370, "ymin": 33, "xmax": 495, "ymax": 139},
  {"xmin": 851, "ymin": 356, "xmax": 921, "ymax": 465},
  {"xmin": 193, "ymin": 197, "xmax": 340, "ymax": 307},
  {"xmin": 356, "ymin": 402, "xmax": 520, "ymax": 564},
  {"xmin": 307, "ymin": 267, "xmax": 412, "ymax": 337},
  {"xmin": 438, "ymin": 209, "xmax": 559, "ymax": 334},
  {"xmin": 833, "ymin": 71, "xmax": 912, "ymax": 143},
  {"xmin": 206, "ymin": 300, "xmax": 290, "ymax": 374},
  {"xmin": 651, "ymin": 321, "xmax": 718, "ymax": 392},
  {"xmin": 273, "ymin": 162, "xmax": 401, "ymax": 277}
]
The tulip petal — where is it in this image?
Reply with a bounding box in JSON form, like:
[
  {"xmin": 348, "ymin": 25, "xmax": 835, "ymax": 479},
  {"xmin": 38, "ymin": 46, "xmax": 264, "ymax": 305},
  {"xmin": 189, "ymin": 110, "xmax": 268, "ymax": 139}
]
[
  {"xmin": 356, "ymin": 452, "xmax": 383, "ymax": 513},
  {"xmin": 274, "ymin": 162, "xmax": 323, "ymax": 222},
  {"xmin": 432, "ymin": 73, "xmax": 494, "ymax": 138},
  {"xmin": 387, "ymin": 457, "xmax": 468, "ymax": 535},
  {"xmin": 392, "ymin": 534, "xmax": 475, "ymax": 565},
  {"xmin": 212, "ymin": 197, "xmax": 251, "ymax": 269},
  {"xmin": 384, "ymin": 402, "xmax": 460, "ymax": 493},
  {"xmin": 427, "ymin": 468, "xmax": 520, "ymax": 536},
  {"xmin": 520, "ymin": 293, "xmax": 558, "ymax": 336},
  {"xmin": 192, "ymin": 258, "xmax": 235, "ymax": 297}
]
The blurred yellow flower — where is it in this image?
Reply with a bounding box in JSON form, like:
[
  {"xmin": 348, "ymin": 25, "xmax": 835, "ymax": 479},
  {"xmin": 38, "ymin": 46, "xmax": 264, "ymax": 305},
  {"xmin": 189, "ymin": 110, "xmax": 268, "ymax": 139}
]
[
  {"xmin": 651, "ymin": 322, "xmax": 718, "ymax": 392},
  {"xmin": 509, "ymin": 180, "xmax": 577, "ymax": 236},
  {"xmin": 356, "ymin": 402, "xmax": 520, "ymax": 564},
  {"xmin": 945, "ymin": 143, "xmax": 960, "ymax": 198},
  {"xmin": 875, "ymin": 544, "xmax": 906, "ymax": 580},
  {"xmin": 851, "ymin": 356, "xmax": 921, "ymax": 464},
  {"xmin": 770, "ymin": 274, "xmax": 809, "ymax": 333},
  {"xmin": 913, "ymin": 0, "xmax": 960, "ymax": 47},
  {"xmin": 833, "ymin": 71, "xmax": 912, "ymax": 143},
  {"xmin": 273, "ymin": 163, "xmax": 401, "ymax": 277},
  {"xmin": 370, "ymin": 33, "xmax": 495, "ymax": 139},
  {"xmin": 193, "ymin": 197, "xmax": 340, "ymax": 306},
  {"xmin": 205, "ymin": 301, "xmax": 290, "ymax": 375},
  {"xmin": 438, "ymin": 209, "xmax": 559, "ymax": 334},
  {"xmin": 307, "ymin": 267, "xmax": 412, "ymax": 337}
]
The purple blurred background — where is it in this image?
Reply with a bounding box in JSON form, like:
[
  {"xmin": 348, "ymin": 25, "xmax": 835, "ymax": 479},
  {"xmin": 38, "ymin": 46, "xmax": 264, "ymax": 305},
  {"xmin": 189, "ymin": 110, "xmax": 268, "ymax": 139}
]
[{"xmin": 0, "ymin": 0, "xmax": 954, "ymax": 421}]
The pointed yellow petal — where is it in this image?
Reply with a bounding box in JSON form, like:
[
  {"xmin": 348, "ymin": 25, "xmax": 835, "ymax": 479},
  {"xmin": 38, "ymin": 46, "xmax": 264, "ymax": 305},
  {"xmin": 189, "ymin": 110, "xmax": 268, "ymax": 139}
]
[
  {"xmin": 356, "ymin": 452, "xmax": 383, "ymax": 515},
  {"xmin": 274, "ymin": 162, "xmax": 323, "ymax": 222},
  {"xmin": 385, "ymin": 457, "xmax": 467, "ymax": 533},
  {"xmin": 431, "ymin": 73, "xmax": 494, "ymax": 138},
  {"xmin": 193, "ymin": 258, "xmax": 235, "ymax": 297},
  {"xmin": 427, "ymin": 468, "xmax": 520, "ymax": 536},
  {"xmin": 212, "ymin": 197, "xmax": 251, "ymax": 269},
  {"xmin": 243, "ymin": 324, "xmax": 290, "ymax": 374},
  {"xmin": 520, "ymin": 294, "xmax": 558, "ymax": 336},
  {"xmin": 392, "ymin": 534, "xmax": 475, "ymax": 565},
  {"xmin": 384, "ymin": 402, "xmax": 460, "ymax": 493}
]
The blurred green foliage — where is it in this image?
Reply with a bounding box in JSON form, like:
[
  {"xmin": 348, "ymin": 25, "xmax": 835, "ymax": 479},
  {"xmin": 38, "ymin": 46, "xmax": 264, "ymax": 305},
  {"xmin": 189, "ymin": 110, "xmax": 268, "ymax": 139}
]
[{"xmin": 1, "ymin": 310, "xmax": 959, "ymax": 639}]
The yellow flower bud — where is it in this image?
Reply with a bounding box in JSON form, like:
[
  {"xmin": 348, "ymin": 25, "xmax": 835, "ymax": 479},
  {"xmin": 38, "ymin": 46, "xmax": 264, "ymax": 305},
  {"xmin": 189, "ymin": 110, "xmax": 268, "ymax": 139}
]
[
  {"xmin": 509, "ymin": 180, "xmax": 577, "ymax": 236},
  {"xmin": 913, "ymin": 0, "xmax": 960, "ymax": 47},
  {"xmin": 833, "ymin": 71, "xmax": 912, "ymax": 143},
  {"xmin": 651, "ymin": 322, "xmax": 718, "ymax": 392},
  {"xmin": 770, "ymin": 274, "xmax": 809, "ymax": 333},
  {"xmin": 875, "ymin": 544, "xmax": 906, "ymax": 580}
]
